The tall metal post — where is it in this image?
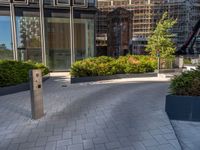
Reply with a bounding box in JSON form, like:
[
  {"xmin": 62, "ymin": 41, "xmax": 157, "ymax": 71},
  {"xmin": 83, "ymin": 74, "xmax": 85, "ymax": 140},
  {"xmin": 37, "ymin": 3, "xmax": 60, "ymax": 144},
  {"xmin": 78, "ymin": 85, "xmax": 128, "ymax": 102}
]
[
  {"xmin": 39, "ymin": 0, "xmax": 46, "ymax": 65},
  {"xmin": 70, "ymin": 1, "xmax": 75, "ymax": 65}
]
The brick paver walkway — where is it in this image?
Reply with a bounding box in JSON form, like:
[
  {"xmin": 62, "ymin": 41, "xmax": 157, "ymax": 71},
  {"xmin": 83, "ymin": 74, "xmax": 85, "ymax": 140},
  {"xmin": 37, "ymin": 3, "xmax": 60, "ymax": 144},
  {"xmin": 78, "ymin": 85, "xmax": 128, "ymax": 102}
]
[
  {"xmin": 0, "ymin": 77, "xmax": 181, "ymax": 150},
  {"xmin": 172, "ymin": 120, "xmax": 200, "ymax": 150}
]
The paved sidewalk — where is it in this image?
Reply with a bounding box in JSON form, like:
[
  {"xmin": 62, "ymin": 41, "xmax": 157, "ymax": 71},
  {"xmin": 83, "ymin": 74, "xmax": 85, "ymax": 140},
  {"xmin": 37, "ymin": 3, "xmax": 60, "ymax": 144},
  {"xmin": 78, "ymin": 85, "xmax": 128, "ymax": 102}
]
[
  {"xmin": 0, "ymin": 77, "xmax": 181, "ymax": 150},
  {"xmin": 172, "ymin": 121, "xmax": 200, "ymax": 150}
]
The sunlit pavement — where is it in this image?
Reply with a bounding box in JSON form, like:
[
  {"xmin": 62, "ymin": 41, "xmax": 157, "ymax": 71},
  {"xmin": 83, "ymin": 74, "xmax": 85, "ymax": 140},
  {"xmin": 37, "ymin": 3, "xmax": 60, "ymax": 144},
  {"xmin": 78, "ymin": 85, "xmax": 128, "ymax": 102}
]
[{"xmin": 0, "ymin": 76, "xmax": 181, "ymax": 150}]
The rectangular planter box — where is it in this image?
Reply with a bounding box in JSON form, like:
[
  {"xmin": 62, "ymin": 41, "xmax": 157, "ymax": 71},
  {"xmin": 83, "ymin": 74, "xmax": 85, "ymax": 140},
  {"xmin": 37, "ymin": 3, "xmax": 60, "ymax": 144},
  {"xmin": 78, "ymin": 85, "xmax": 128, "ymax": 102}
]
[
  {"xmin": 0, "ymin": 75, "xmax": 49, "ymax": 96},
  {"xmin": 71, "ymin": 72, "xmax": 157, "ymax": 84},
  {"xmin": 165, "ymin": 94, "xmax": 200, "ymax": 121}
]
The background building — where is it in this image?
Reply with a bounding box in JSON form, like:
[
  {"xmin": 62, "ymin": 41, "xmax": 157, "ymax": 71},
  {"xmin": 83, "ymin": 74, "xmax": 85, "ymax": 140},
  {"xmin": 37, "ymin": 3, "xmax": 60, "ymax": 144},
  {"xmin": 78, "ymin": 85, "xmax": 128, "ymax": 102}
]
[
  {"xmin": 96, "ymin": 0, "xmax": 200, "ymax": 55},
  {"xmin": 0, "ymin": 0, "xmax": 96, "ymax": 71},
  {"xmin": 167, "ymin": 0, "xmax": 200, "ymax": 54},
  {"xmin": 107, "ymin": 7, "xmax": 132, "ymax": 56}
]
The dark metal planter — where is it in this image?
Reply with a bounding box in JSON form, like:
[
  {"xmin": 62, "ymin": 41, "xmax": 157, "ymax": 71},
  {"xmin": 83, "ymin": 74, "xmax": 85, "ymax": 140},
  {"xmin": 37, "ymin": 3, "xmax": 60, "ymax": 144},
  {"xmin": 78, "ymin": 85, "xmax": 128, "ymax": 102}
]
[
  {"xmin": 0, "ymin": 75, "xmax": 49, "ymax": 96},
  {"xmin": 71, "ymin": 72, "xmax": 157, "ymax": 84},
  {"xmin": 165, "ymin": 94, "xmax": 200, "ymax": 121}
]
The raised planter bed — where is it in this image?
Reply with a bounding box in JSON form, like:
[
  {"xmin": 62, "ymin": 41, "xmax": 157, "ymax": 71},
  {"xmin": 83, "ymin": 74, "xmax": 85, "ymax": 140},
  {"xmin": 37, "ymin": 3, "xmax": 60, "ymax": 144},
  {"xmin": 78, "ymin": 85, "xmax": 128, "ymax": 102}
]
[
  {"xmin": 165, "ymin": 94, "xmax": 200, "ymax": 121},
  {"xmin": 0, "ymin": 75, "xmax": 49, "ymax": 96},
  {"xmin": 71, "ymin": 72, "xmax": 157, "ymax": 84}
]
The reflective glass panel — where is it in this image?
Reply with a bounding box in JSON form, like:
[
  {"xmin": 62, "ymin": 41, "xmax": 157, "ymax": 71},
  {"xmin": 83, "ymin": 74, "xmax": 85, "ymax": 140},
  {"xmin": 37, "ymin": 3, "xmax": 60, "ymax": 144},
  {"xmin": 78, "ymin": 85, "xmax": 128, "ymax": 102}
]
[
  {"xmin": 0, "ymin": 0, "xmax": 10, "ymax": 3},
  {"xmin": 73, "ymin": 0, "xmax": 85, "ymax": 6},
  {"xmin": 15, "ymin": 9, "xmax": 42, "ymax": 62},
  {"xmin": 45, "ymin": 11, "xmax": 71, "ymax": 71},
  {"xmin": 74, "ymin": 13, "xmax": 95, "ymax": 60},
  {"xmin": 13, "ymin": 0, "xmax": 27, "ymax": 3},
  {"xmin": 57, "ymin": 0, "xmax": 70, "ymax": 5},
  {"xmin": 0, "ymin": 9, "xmax": 13, "ymax": 60}
]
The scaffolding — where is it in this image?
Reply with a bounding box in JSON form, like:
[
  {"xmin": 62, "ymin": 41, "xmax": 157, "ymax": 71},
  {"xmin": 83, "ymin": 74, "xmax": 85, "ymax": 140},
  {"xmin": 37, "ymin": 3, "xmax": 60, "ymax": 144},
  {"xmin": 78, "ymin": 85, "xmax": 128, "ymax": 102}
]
[{"xmin": 96, "ymin": 0, "xmax": 200, "ymax": 54}]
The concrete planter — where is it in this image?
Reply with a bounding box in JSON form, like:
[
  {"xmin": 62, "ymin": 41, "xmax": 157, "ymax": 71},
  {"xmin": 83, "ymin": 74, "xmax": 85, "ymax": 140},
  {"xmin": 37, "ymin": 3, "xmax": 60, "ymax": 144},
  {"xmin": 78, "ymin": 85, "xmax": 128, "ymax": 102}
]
[
  {"xmin": 165, "ymin": 94, "xmax": 200, "ymax": 121},
  {"xmin": 71, "ymin": 72, "xmax": 157, "ymax": 84},
  {"xmin": 0, "ymin": 75, "xmax": 49, "ymax": 96}
]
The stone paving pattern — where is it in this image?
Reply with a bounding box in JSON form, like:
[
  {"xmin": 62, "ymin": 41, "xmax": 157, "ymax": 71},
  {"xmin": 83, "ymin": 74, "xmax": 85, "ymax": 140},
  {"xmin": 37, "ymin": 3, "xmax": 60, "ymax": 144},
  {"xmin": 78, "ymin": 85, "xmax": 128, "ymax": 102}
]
[
  {"xmin": 0, "ymin": 77, "xmax": 181, "ymax": 150},
  {"xmin": 172, "ymin": 120, "xmax": 200, "ymax": 150}
]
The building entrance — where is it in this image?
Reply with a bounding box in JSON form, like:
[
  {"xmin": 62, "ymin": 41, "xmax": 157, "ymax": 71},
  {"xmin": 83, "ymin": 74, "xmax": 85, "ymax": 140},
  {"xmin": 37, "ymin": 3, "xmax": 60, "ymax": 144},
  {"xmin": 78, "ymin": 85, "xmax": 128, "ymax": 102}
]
[{"xmin": 45, "ymin": 17, "xmax": 71, "ymax": 71}]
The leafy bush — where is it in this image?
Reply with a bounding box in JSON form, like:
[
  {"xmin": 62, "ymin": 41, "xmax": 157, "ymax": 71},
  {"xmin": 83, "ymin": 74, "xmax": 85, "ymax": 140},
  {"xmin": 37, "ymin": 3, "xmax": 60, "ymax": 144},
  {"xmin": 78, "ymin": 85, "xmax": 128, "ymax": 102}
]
[
  {"xmin": 0, "ymin": 60, "xmax": 49, "ymax": 87},
  {"xmin": 0, "ymin": 49, "xmax": 13, "ymax": 60},
  {"xmin": 71, "ymin": 55, "xmax": 157, "ymax": 77},
  {"xmin": 170, "ymin": 66, "xmax": 200, "ymax": 96},
  {"xmin": 183, "ymin": 58, "xmax": 192, "ymax": 65}
]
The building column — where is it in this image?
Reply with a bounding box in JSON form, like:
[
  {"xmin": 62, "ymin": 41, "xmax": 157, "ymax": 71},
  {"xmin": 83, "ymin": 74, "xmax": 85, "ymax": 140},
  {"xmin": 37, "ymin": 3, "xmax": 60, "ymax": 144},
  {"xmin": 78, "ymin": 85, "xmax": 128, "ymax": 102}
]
[
  {"xmin": 39, "ymin": 0, "xmax": 46, "ymax": 65},
  {"xmin": 85, "ymin": 20, "xmax": 89, "ymax": 57},
  {"xmin": 70, "ymin": 5, "xmax": 75, "ymax": 64},
  {"xmin": 10, "ymin": 3, "xmax": 18, "ymax": 60}
]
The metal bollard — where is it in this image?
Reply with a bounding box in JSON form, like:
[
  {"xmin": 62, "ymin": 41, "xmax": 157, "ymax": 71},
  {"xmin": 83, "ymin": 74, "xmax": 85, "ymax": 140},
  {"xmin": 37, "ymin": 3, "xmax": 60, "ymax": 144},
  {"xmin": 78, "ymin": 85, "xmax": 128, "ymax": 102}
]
[{"xmin": 29, "ymin": 69, "xmax": 44, "ymax": 119}]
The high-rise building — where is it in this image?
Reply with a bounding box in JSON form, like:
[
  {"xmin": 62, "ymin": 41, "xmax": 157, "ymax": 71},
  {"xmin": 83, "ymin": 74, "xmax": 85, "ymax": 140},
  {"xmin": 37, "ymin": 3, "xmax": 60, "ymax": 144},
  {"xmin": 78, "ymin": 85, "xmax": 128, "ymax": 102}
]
[
  {"xmin": 96, "ymin": 0, "xmax": 200, "ymax": 55},
  {"xmin": 167, "ymin": 0, "xmax": 200, "ymax": 54},
  {"xmin": 0, "ymin": 0, "xmax": 96, "ymax": 71}
]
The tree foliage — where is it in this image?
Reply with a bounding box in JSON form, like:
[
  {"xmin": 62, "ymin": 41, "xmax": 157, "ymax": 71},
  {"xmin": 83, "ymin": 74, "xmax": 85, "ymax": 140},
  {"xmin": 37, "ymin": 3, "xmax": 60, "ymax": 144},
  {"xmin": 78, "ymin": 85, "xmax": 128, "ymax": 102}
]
[{"xmin": 145, "ymin": 12, "xmax": 177, "ymax": 59}]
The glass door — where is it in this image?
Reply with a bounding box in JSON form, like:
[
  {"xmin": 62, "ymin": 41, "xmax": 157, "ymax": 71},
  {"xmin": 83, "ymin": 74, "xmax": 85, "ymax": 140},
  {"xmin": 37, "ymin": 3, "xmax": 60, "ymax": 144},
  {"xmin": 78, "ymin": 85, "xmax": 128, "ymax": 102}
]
[
  {"xmin": 74, "ymin": 12, "xmax": 95, "ymax": 60},
  {"xmin": 45, "ymin": 10, "xmax": 71, "ymax": 71}
]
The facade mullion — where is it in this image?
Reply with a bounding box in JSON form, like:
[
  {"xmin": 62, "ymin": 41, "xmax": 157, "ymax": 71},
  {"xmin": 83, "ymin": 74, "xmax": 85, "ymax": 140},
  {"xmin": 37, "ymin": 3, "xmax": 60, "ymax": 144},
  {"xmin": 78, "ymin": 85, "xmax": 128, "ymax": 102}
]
[
  {"xmin": 10, "ymin": 3, "xmax": 18, "ymax": 60},
  {"xmin": 39, "ymin": 0, "xmax": 46, "ymax": 65}
]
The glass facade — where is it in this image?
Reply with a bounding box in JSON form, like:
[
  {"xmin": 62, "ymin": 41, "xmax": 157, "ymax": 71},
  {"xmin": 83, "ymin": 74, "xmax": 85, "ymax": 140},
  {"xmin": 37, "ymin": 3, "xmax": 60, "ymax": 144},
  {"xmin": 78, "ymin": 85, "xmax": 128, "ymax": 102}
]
[
  {"xmin": 0, "ymin": 7, "xmax": 13, "ymax": 60},
  {"xmin": 0, "ymin": 0, "xmax": 96, "ymax": 71},
  {"xmin": 45, "ymin": 10, "xmax": 71, "ymax": 71},
  {"xmin": 15, "ymin": 8, "xmax": 42, "ymax": 62},
  {"xmin": 74, "ymin": 12, "xmax": 95, "ymax": 60}
]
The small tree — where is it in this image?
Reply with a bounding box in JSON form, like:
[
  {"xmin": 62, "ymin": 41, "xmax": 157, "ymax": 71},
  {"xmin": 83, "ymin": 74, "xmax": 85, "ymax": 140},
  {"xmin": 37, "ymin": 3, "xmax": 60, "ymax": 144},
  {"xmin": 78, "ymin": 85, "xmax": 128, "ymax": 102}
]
[{"xmin": 146, "ymin": 12, "xmax": 176, "ymax": 59}]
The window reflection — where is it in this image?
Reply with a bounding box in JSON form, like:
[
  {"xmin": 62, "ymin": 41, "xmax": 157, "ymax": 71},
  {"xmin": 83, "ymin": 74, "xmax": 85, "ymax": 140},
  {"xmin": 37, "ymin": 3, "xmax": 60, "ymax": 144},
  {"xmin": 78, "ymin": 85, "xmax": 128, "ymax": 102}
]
[
  {"xmin": 45, "ymin": 14, "xmax": 71, "ymax": 71},
  {"xmin": 13, "ymin": 0, "xmax": 27, "ymax": 3},
  {"xmin": 74, "ymin": 16, "xmax": 95, "ymax": 60},
  {"xmin": 56, "ymin": 0, "xmax": 70, "ymax": 5},
  {"xmin": 16, "ymin": 10, "xmax": 42, "ymax": 62},
  {"xmin": 0, "ymin": 12, "xmax": 13, "ymax": 60},
  {"xmin": 73, "ymin": 0, "xmax": 85, "ymax": 6}
]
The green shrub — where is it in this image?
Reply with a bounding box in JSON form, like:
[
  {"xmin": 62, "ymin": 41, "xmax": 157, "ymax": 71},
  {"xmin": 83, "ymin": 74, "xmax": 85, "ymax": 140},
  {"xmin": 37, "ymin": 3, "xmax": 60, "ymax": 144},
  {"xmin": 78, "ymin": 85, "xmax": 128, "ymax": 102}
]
[
  {"xmin": 0, "ymin": 49, "xmax": 13, "ymax": 60},
  {"xmin": 70, "ymin": 55, "xmax": 157, "ymax": 77},
  {"xmin": 170, "ymin": 66, "xmax": 200, "ymax": 96},
  {"xmin": 183, "ymin": 58, "xmax": 192, "ymax": 65},
  {"xmin": 0, "ymin": 60, "xmax": 49, "ymax": 87}
]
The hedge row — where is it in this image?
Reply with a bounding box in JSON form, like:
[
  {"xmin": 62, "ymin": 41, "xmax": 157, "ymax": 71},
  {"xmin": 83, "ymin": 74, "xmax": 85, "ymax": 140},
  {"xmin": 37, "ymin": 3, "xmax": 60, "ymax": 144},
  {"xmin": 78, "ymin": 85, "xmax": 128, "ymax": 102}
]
[
  {"xmin": 0, "ymin": 60, "xmax": 49, "ymax": 87},
  {"xmin": 70, "ymin": 55, "xmax": 157, "ymax": 77}
]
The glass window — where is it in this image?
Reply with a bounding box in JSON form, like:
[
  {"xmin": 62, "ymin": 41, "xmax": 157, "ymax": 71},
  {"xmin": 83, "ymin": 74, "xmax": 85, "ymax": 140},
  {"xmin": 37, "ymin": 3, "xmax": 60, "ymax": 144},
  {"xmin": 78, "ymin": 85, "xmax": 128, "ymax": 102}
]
[
  {"xmin": 29, "ymin": 0, "xmax": 39, "ymax": 3},
  {"xmin": 74, "ymin": 12, "xmax": 95, "ymax": 60},
  {"xmin": 13, "ymin": 0, "xmax": 27, "ymax": 3},
  {"xmin": 88, "ymin": 0, "xmax": 95, "ymax": 7},
  {"xmin": 0, "ymin": 0, "xmax": 10, "ymax": 3},
  {"xmin": 73, "ymin": 0, "xmax": 85, "ymax": 6},
  {"xmin": 15, "ymin": 9, "xmax": 42, "ymax": 62},
  {"xmin": 45, "ymin": 10, "xmax": 71, "ymax": 71},
  {"xmin": 56, "ymin": 0, "xmax": 70, "ymax": 5},
  {"xmin": 0, "ymin": 8, "xmax": 13, "ymax": 60}
]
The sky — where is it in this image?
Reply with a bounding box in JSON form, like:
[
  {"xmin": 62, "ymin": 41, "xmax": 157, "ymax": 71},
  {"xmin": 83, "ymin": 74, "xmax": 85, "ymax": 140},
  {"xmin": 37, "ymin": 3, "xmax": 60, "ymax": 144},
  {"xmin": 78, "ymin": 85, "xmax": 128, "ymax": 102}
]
[{"xmin": 0, "ymin": 16, "xmax": 12, "ymax": 50}]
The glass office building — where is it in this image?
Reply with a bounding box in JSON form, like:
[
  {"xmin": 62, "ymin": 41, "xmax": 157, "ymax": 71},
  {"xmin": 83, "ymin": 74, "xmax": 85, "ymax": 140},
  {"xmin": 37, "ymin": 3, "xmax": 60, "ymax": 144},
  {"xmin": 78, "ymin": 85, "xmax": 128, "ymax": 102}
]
[{"xmin": 0, "ymin": 0, "xmax": 96, "ymax": 71}]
